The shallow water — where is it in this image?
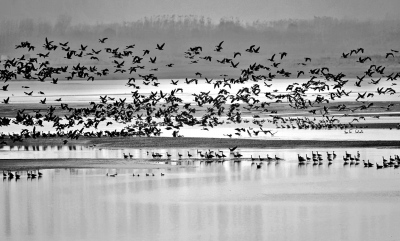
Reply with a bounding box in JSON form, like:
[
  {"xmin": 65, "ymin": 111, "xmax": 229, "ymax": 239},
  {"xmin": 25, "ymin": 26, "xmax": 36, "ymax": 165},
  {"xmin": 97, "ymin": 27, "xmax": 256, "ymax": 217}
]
[
  {"xmin": 1, "ymin": 146, "xmax": 400, "ymax": 241},
  {"xmin": 1, "ymin": 145, "xmax": 399, "ymax": 161}
]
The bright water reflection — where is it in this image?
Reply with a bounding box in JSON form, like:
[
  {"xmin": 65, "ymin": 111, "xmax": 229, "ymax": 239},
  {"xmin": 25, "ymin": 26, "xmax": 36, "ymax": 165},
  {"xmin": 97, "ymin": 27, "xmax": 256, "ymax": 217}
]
[
  {"xmin": 1, "ymin": 145, "xmax": 400, "ymax": 163},
  {"xmin": 1, "ymin": 147, "xmax": 400, "ymax": 241}
]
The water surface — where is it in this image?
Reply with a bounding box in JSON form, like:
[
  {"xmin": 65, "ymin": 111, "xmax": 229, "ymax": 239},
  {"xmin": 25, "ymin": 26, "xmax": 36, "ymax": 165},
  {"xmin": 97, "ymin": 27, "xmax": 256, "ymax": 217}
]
[{"xmin": 1, "ymin": 146, "xmax": 400, "ymax": 241}]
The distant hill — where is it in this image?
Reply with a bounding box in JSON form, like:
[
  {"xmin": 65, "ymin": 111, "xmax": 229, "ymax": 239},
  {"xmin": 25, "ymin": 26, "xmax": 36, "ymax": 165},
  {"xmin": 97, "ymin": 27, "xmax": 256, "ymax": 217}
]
[{"xmin": 1, "ymin": 0, "xmax": 400, "ymax": 25}]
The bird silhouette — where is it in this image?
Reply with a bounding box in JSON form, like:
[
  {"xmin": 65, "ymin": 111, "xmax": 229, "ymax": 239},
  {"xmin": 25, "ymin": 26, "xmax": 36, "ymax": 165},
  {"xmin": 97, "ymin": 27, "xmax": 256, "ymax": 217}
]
[
  {"xmin": 156, "ymin": 43, "xmax": 165, "ymax": 50},
  {"xmin": 99, "ymin": 38, "xmax": 108, "ymax": 43},
  {"xmin": 149, "ymin": 57, "xmax": 156, "ymax": 63},
  {"xmin": 214, "ymin": 41, "xmax": 224, "ymax": 52},
  {"xmin": 2, "ymin": 97, "xmax": 10, "ymax": 104}
]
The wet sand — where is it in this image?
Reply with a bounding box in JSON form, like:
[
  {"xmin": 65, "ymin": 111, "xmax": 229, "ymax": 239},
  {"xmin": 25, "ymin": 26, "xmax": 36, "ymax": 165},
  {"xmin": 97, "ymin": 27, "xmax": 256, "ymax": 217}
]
[{"xmin": 3, "ymin": 136, "xmax": 400, "ymax": 149}]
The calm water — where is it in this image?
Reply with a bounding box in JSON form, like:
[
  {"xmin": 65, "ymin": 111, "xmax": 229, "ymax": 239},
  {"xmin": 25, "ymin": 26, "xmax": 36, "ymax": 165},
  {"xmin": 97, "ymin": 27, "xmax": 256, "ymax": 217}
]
[
  {"xmin": 1, "ymin": 146, "xmax": 400, "ymax": 241},
  {"xmin": 1, "ymin": 145, "xmax": 400, "ymax": 161}
]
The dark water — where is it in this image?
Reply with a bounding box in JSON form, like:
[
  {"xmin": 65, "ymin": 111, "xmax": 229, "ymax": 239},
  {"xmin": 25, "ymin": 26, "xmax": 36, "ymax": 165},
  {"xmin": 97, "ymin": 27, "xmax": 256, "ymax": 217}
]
[{"xmin": 1, "ymin": 146, "xmax": 400, "ymax": 241}]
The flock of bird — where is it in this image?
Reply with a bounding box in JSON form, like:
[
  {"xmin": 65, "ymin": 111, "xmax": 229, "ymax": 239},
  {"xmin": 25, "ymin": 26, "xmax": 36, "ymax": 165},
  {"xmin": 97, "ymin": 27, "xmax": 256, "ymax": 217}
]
[
  {"xmin": 2, "ymin": 146, "xmax": 398, "ymax": 182},
  {"xmin": 86, "ymin": 148, "xmax": 400, "ymax": 179},
  {"xmin": 2, "ymin": 170, "xmax": 42, "ymax": 180},
  {"xmin": 120, "ymin": 146, "xmax": 400, "ymax": 170},
  {"xmin": 1, "ymin": 168, "xmax": 168, "ymax": 181},
  {"xmin": 0, "ymin": 37, "xmax": 399, "ymax": 144},
  {"xmin": 297, "ymin": 150, "xmax": 400, "ymax": 168},
  {"xmin": 106, "ymin": 172, "xmax": 165, "ymax": 177}
]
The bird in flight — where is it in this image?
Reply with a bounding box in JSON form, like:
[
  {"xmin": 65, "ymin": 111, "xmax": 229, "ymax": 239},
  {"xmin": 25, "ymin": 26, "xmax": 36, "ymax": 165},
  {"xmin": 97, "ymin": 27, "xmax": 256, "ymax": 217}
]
[
  {"xmin": 2, "ymin": 97, "xmax": 10, "ymax": 104},
  {"xmin": 156, "ymin": 43, "xmax": 165, "ymax": 50},
  {"xmin": 99, "ymin": 38, "xmax": 108, "ymax": 43},
  {"xmin": 268, "ymin": 54, "xmax": 276, "ymax": 62},
  {"xmin": 214, "ymin": 41, "xmax": 224, "ymax": 52},
  {"xmin": 79, "ymin": 44, "xmax": 88, "ymax": 51},
  {"xmin": 386, "ymin": 52, "xmax": 394, "ymax": 58},
  {"xmin": 149, "ymin": 57, "xmax": 156, "ymax": 63}
]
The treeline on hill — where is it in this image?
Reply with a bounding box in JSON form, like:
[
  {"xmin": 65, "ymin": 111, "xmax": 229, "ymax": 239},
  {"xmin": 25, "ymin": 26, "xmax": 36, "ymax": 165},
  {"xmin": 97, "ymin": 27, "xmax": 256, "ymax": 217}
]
[{"xmin": 1, "ymin": 15, "xmax": 400, "ymax": 58}]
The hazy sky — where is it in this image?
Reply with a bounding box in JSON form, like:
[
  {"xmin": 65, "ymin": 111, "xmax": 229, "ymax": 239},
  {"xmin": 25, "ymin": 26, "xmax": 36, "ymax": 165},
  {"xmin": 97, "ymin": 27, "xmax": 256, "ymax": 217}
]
[{"xmin": 2, "ymin": 0, "xmax": 400, "ymax": 24}]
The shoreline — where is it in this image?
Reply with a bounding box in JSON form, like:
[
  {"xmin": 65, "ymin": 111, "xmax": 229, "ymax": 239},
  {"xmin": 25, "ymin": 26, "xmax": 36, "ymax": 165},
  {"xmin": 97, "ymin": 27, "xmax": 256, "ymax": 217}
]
[{"xmin": 2, "ymin": 136, "xmax": 400, "ymax": 148}]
